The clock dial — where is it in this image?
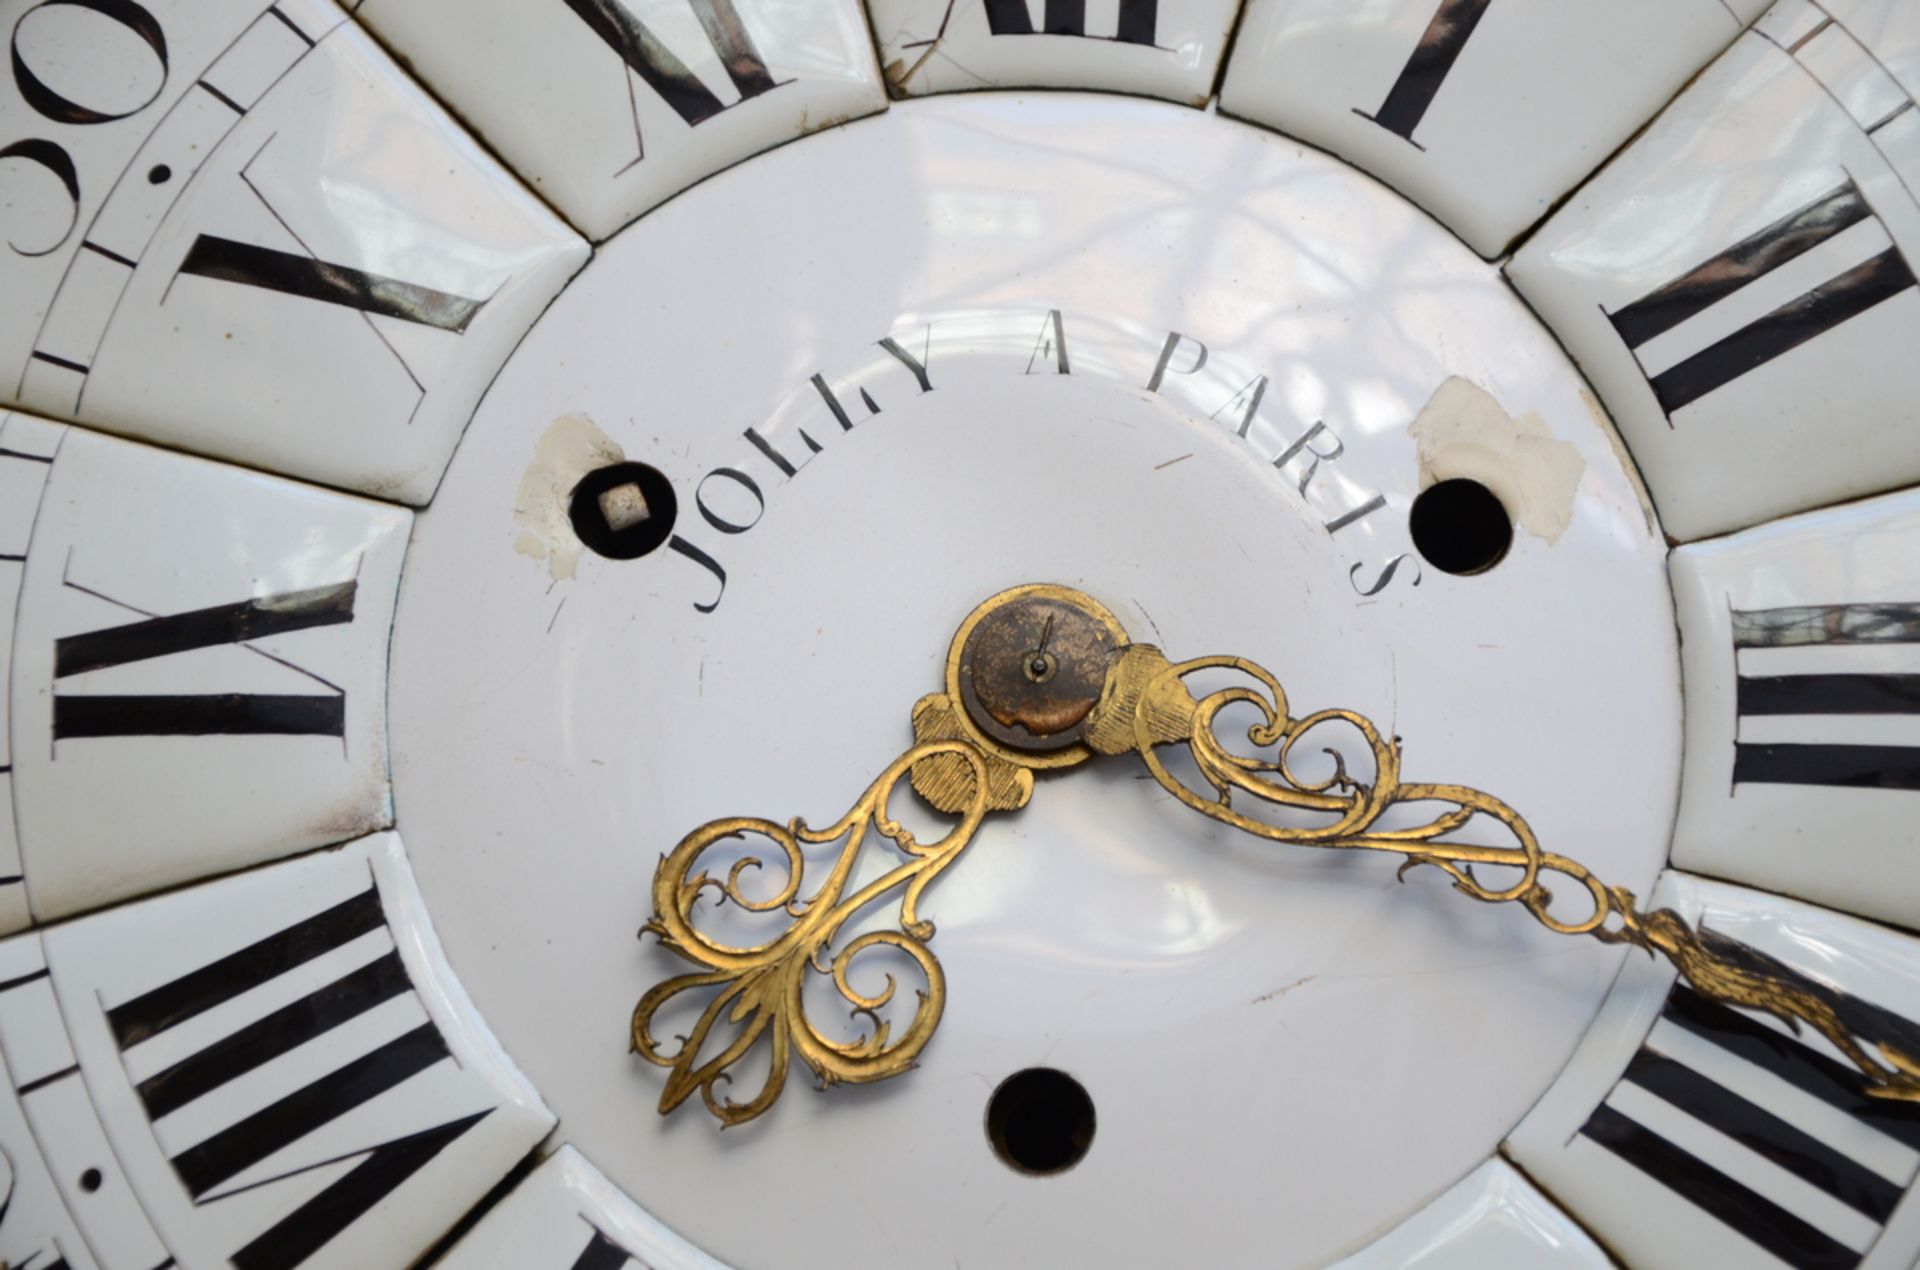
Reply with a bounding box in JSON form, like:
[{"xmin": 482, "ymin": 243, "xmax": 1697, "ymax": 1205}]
[
  {"xmin": 0, "ymin": 0, "xmax": 587, "ymax": 502},
  {"xmin": 388, "ymin": 93, "xmax": 1676, "ymax": 1268},
  {"xmin": 354, "ymin": 0, "xmax": 888, "ymax": 242},
  {"xmin": 2, "ymin": 0, "xmax": 1919, "ymax": 1267},
  {"xmin": 1506, "ymin": 1, "xmax": 1920, "ymax": 540},
  {"xmin": 868, "ymin": 0, "xmax": 1242, "ymax": 103},
  {"xmin": 1, "ymin": 408, "xmax": 409, "ymax": 928},
  {"xmin": 1220, "ymin": 0, "xmax": 1771, "ymax": 257},
  {"xmin": 1509, "ymin": 873, "xmax": 1920, "ymax": 1270}
]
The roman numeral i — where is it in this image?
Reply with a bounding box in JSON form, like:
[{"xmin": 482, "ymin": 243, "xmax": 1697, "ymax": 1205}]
[{"xmin": 1356, "ymin": 0, "xmax": 1493, "ymax": 147}]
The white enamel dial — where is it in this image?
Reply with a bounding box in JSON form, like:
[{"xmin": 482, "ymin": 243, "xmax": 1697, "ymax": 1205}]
[
  {"xmin": 390, "ymin": 94, "xmax": 1674, "ymax": 1270},
  {"xmin": 1, "ymin": 3, "xmax": 1918, "ymax": 1269}
]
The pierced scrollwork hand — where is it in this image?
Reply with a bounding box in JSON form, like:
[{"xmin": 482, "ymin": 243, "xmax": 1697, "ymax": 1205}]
[
  {"xmin": 632, "ymin": 739, "xmax": 1029, "ymax": 1127},
  {"xmin": 1093, "ymin": 643, "xmax": 1920, "ymax": 1104}
]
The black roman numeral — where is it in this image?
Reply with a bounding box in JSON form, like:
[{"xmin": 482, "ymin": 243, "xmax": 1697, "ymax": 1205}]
[
  {"xmin": 232, "ymin": 1114, "xmax": 485, "ymax": 1270},
  {"xmin": 984, "ymin": 0, "xmax": 1158, "ymax": 44},
  {"xmin": 52, "ymin": 581, "xmax": 354, "ymax": 741},
  {"xmin": 1355, "ymin": 0, "xmax": 1492, "ymax": 146},
  {"xmin": 176, "ymin": 238, "xmax": 486, "ymax": 333},
  {"xmin": 1579, "ymin": 939, "xmax": 1920, "ymax": 1270},
  {"xmin": 561, "ymin": 0, "xmax": 782, "ymax": 140},
  {"xmin": 570, "ymin": 1226, "xmax": 637, "ymax": 1270},
  {"xmin": 1607, "ymin": 182, "xmax": 1918, "ymax": 419},
  {"xmin": 107, "ymin": 884, "xmax": 489, "ymax": 1270},
  {"xmin": 1732, "ymin": 601, "xmax": 1920, "ymax": 790}
]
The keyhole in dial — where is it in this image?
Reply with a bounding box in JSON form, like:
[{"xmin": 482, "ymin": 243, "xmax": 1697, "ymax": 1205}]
[{"xmin": 569, "ymin": 461, "xmax": 677, "ymax": 560}]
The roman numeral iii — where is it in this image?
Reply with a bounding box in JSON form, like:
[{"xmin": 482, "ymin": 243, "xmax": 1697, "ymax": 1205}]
[{"xmin": 1731, "ymin": 601, "xmax": 1920, "ymax": 791}]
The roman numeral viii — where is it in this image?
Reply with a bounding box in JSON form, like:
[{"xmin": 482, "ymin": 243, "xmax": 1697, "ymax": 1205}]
[
  {"xmin": 1608, "ymin": 181, "xmax": 1918, "ymax": 420},
  {"xmin": 1731, "ymin": 601, "xmax": 1920, "ymax": 791},
  {"xmin": 107, "ymin": 883, "xmax": 488, "ymax": 1270},
  {"xmin": 53, "ymin": 580, "xmax": 355, "ymax": 741}
]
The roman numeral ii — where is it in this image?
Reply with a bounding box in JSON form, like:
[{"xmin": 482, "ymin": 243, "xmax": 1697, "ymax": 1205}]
[{"xmin": 1607, "ymin": 182, "xmax": 1917, "ymax": 420}]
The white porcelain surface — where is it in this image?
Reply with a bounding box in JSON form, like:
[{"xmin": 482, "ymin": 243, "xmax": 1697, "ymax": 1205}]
[
  {"xmin": 0, "ymin": 0, "xmax": 588, "ymax": 503},
  {"xmin": 0, "ymin": 932, "xmax": 168, "ymax": 1268},
  {"xmin": 1220, "ymin": 0, "xmax": 1764, "ymax": 258},
  {"xmin": 0, "ymin": 832, "xmax": 551, "ymax": 1268},
  {"xmin": 1331, "ymin": 1158, "xmax": 1614, "ymax": 1269},
  {"xmin": 1506, "ymin": 1, "xmax": 1920, "ymax": 541},
  {"xmin": 1670, "ymin": 487, "xmax": 1920, "ymax": 932},
  {"xmin": 1821, "ymin": 0, "xmax": 1920, "ymax": 102},
  {"xmin": 1508, "ymin": 871, "xmax": 1920, "ymax": 1270},
  {"xmin": 439, "ymin": 1146, "xmax": 726, "ymax": 1269},
  {"xmin": 5, "ymin": 411, "xmax": 410, "ymax": 926},
  {"xmin": 0, "ymin": 412, "xmax": 55, "ymax": 937},
  {"xmin": 389, "ymin": 94, "xmax": 1676, "ymax": 1270},
  {"xmin": 356, "ymin": 0, "xmax": 887, "ymax": 243},
  {"xmin": 867, "ymin": 0, "xmax": 1239, "ymax": 104}
]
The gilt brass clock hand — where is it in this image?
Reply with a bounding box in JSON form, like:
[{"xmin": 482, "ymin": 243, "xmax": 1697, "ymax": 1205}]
[
  {"xmin": 628, "ymin": 584, "xmax": 1116, "ymax": 1127},
  {"xmin": 634, "ymin": 584, "xmax": 1920, "ymax": 1127}
]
